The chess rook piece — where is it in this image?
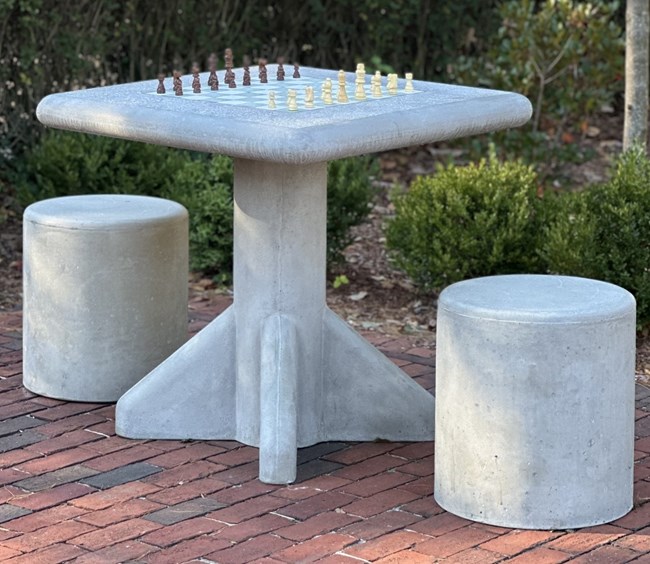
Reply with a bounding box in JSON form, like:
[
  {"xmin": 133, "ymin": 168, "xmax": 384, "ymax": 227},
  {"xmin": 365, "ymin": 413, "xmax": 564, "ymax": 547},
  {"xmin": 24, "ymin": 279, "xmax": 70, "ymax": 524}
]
[
  {"xmin": 157, "ymin": 74, "xmax": 166, "ymax": 94},
  {"xmin": 243, "ymin": 65, "xmax": 251, "ymax": 86},
  {"xmin": 277, "ymin": 58, "xmax": 285, "ymax": 81},
  {"xmin": 293, "ymin": 63, "xmax": 300, "ymax": 79}
]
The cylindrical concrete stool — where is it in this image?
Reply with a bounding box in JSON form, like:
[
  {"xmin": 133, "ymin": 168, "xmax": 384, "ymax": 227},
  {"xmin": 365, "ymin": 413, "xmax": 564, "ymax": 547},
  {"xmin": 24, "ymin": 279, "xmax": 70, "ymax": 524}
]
[
  {"xmin": 434, "ymin": 274, "xmax": 636, "ymax": 530},
  {"xmin": 23, "ymin": 195, "xmax": 188, "ymax": 402}
]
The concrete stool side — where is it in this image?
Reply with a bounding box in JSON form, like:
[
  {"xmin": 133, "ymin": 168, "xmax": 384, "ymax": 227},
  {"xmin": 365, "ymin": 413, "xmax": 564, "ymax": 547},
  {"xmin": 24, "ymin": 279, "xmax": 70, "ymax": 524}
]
[
  {"xmin": 434, "ymin": 274, "xmax": 636, "ymax": 530},
  {"xmin": 23, "ymin": 195, "xmax": 189, "ymax": 402}
]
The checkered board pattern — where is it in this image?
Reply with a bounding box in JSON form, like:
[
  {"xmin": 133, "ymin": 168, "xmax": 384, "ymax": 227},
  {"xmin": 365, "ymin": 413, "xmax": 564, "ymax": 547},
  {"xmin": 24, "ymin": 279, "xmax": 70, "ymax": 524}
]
[{"xmin": 150, "ymin": 76, "xmax": 419, "ymax": 112}]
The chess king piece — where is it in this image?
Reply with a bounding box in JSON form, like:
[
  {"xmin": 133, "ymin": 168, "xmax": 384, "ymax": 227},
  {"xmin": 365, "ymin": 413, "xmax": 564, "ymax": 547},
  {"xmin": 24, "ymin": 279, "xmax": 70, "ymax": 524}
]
[
  {"xmin": 156, "ymin": 74, "xmax": 166, "ymax": 94},
  {"xmin": 337, "ymin": 70, "xmax": 348, "ymax": 103},
  {"xmin": 293, "ymin": 63, "xmax": 300, "ymax": 79}
]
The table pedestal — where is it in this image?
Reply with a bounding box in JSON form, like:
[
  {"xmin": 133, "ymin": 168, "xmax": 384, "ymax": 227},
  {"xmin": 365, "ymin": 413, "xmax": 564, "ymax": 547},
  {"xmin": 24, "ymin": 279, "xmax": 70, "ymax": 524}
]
[{"xmin": 116, "ymin": 159, "xmax": 434, "ymax": 484}]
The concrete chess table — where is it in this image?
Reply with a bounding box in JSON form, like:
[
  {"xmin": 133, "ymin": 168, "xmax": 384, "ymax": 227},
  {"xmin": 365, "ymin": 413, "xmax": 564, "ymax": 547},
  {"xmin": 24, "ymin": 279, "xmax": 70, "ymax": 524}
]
[{"xmin": 36, "ymin": 65, "xmax": 532, "ymax": 484}]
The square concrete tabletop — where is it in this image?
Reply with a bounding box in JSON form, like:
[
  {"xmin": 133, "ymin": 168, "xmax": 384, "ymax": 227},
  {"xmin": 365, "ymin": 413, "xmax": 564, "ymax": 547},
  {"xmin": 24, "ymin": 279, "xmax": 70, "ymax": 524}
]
[
  {"xmin": 35, "ymin": 66, "xmax": 532, "ymax": 485},
  {"xmin": 36, "ymin": 65, "xmax": 532, "ymax": 164}
]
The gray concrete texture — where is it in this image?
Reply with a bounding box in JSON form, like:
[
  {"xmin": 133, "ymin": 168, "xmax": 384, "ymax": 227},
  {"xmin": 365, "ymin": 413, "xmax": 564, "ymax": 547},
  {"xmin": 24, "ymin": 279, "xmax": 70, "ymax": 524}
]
[
  {"xmin": 23, "ymin": 195, "xmax": 189, "ymax": 402},
  {"xmin": 434, "ymin": 274, "xmax": 636, "ymax": 529}
]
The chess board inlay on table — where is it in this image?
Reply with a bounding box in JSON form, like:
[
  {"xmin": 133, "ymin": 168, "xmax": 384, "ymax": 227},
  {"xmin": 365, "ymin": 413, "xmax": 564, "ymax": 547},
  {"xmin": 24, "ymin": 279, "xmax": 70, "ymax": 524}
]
[{"xmin": 150, "ymin": 75, "xmax": 421, "ymax": 112}]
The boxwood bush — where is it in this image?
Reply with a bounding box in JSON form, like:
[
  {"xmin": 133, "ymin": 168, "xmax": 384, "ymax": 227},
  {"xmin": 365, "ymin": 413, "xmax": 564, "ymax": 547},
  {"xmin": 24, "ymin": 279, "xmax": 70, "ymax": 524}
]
[
  {"xmin": 15, "ymin": 131, "xmax": 375, "ymax": 277},
  {"xmin": 386, "ymin": 152, "xmax": 544, "ymax": 292},
  {"xmin": 543, "ymin": 147, "xmax": 650, "ymax": 327}
]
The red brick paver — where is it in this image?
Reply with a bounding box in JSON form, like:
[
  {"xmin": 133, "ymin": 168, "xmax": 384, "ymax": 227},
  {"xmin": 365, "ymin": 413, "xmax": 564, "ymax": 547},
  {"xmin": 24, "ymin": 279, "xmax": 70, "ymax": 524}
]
[{"xmin": 2, "ymin": 305, "xmax": 650, "ymax": 562}]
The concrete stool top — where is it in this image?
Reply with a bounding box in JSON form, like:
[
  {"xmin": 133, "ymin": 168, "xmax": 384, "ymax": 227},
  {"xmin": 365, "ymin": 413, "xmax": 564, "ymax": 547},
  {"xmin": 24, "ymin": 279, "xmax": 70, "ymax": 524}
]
[
  {"xmin": 439, "ymin": 274, "xmax": 636, "ymax": 324},
  {"xmin": 24, "ymin": 194, "xmax": 187, "ymax": 231}
]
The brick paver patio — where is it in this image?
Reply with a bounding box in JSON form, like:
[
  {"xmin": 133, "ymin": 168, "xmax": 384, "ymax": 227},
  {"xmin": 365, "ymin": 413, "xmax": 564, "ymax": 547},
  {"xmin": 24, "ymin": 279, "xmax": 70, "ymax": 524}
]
[{"xmin": 1, "ymin": 298, "xmax": 650, "ymax": 563}]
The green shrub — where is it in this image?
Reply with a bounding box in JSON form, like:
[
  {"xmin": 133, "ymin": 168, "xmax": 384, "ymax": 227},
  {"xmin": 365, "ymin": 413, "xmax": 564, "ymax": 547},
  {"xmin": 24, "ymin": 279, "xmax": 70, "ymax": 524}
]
[
  {"xmin": 165, "ymin": 155, "xmax": 234, "ymax": 278},
  {"xmin": 15, "ymin": 131, "xmax": 190, "ymax": 204},
  {"xmin": 326, "ymin": 156, "xmax": 378, "ymax": 264},
  {"xmin": 386, "ymin": 153, "xmax": 543, "ymax": 292},
  {"xmin": 15, "ymin": 131, "xmax": 375, "ymax": 277},
  {"xmin": 1, "ymin": 0, "xmax": 501, "ymax": 159},
  {"xmin": 543, "ymin": 147, "xmax": 650, "ymax": 327}
]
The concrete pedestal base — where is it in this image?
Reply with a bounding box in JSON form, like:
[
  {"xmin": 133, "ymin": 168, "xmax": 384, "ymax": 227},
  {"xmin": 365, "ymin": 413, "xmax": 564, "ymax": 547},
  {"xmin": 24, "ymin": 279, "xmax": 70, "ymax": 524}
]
[
  {"xmin": 434, "ymin": 275, "xmax": 636, "ymax": 529},
  {"xmin": 116, "ymin": 160, "xmax": 434, "ymax": 484},
  {"xmin": 23, "ymin": 195, "xmax": 188, "ymax": 402}
]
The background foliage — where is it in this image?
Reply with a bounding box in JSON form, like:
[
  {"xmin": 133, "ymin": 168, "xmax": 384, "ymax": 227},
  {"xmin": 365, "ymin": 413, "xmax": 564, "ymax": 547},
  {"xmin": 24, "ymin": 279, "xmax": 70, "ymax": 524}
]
[
  {"xmin": 0, "ymin": 0, "xmax": 500, "ymax": 154},
  {"xmin": 386, "ymin": 151, "xmax": 544, "ymax": 291},
  {"xmin": 14, "ymin": 131, "xmax": 375, "ymax": 276}
]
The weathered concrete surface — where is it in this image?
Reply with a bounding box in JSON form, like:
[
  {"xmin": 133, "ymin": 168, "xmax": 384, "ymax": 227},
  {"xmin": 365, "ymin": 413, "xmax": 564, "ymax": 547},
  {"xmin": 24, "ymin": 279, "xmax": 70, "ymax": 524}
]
[
  {"xmin": 23, "ymin": 195, "xmax": 188, "ymax": 402},
  {"xmin": 116, "ymin": 162, "xmax": 434, "ymax": 484},
  {"xmin": 435, "ymin": 274, "xmax": 636, "ymax": 529}
]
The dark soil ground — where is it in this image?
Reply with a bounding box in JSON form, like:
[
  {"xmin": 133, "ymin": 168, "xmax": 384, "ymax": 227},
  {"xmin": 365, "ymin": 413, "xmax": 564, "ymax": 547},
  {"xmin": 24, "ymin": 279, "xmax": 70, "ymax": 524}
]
[{"xmin": 2, "ymin": 109, "xmax": 650, "ymax": 380}]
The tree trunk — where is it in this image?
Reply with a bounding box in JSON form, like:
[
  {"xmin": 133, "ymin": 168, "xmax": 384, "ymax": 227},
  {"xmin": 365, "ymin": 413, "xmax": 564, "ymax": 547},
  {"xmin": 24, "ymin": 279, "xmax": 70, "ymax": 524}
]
[{"xmin": 624, "ymin": 0, "xmax": 650, "ymax": 150}]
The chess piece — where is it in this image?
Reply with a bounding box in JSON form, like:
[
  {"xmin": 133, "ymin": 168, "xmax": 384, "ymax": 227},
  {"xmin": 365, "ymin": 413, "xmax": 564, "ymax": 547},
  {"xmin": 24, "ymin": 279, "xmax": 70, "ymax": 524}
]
[
  {"xmin": 388, "ymin": 73, "xmax": 398, "ymax": 95},
  {"xmin": 224, "ymin": 48, "xmax": 233, "ymax": 86},
  {"xmin": 322, "ymin": 78, "xmax": 333, "ymax": 104},
  {"xmin": 277, "ymin": 59, "xmax": 285, "ymax": 81},
  {"xmin": 287, "ymin": 89, "xmax": 298, "ymax": 111},
  {"xmin": 337, "ymin": 70, "xmax": 348, "ymax": 103},
  {"xmin": 259, "ymin": 59, "xmax": 268, "ymax": 84},
  {"xmin": 192, "ymin": 65, "xmax": 201, "ymax": 94},
  {"xmin": 372, "ymin": 71, "xmax": 382, "ymax": 97},
  {"xmin": 229, "ymin": 72, "xmax": 237, "ymax": 88},
  {"xmin": 268, "ymin": 91, "xmax": 276, "ymax": 109},
  {"xmin": 405, "ymin": 72, "xmax": 414, "ymax": 93},
  {"xmin": 208, "ymin": 70, "xmax": 219, "ymax": 90},
  {"xmin": 243, "ymin": 65, "xmax": 251, "ymax": 86},
  {"xmin": 173, "ymin": 71, "xmax": 183, "ymax": 96},
  {"xmin": 208, "ymin": 54, "xmax": 219, "ymax": 90},
  {"xmin": 304, "ymin": 86, "xmax": 314, "ymax": 109},
  {"xmin": 156, "ymin": 74, "xmax": 166, "ymax": 94},
  {"xmin": 355, "ymin": 63, "xmax": 366, "ymax": 100},
  {"xmin": 293, "ymin": 63, "xmax": 300, "ymax": 79}
]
